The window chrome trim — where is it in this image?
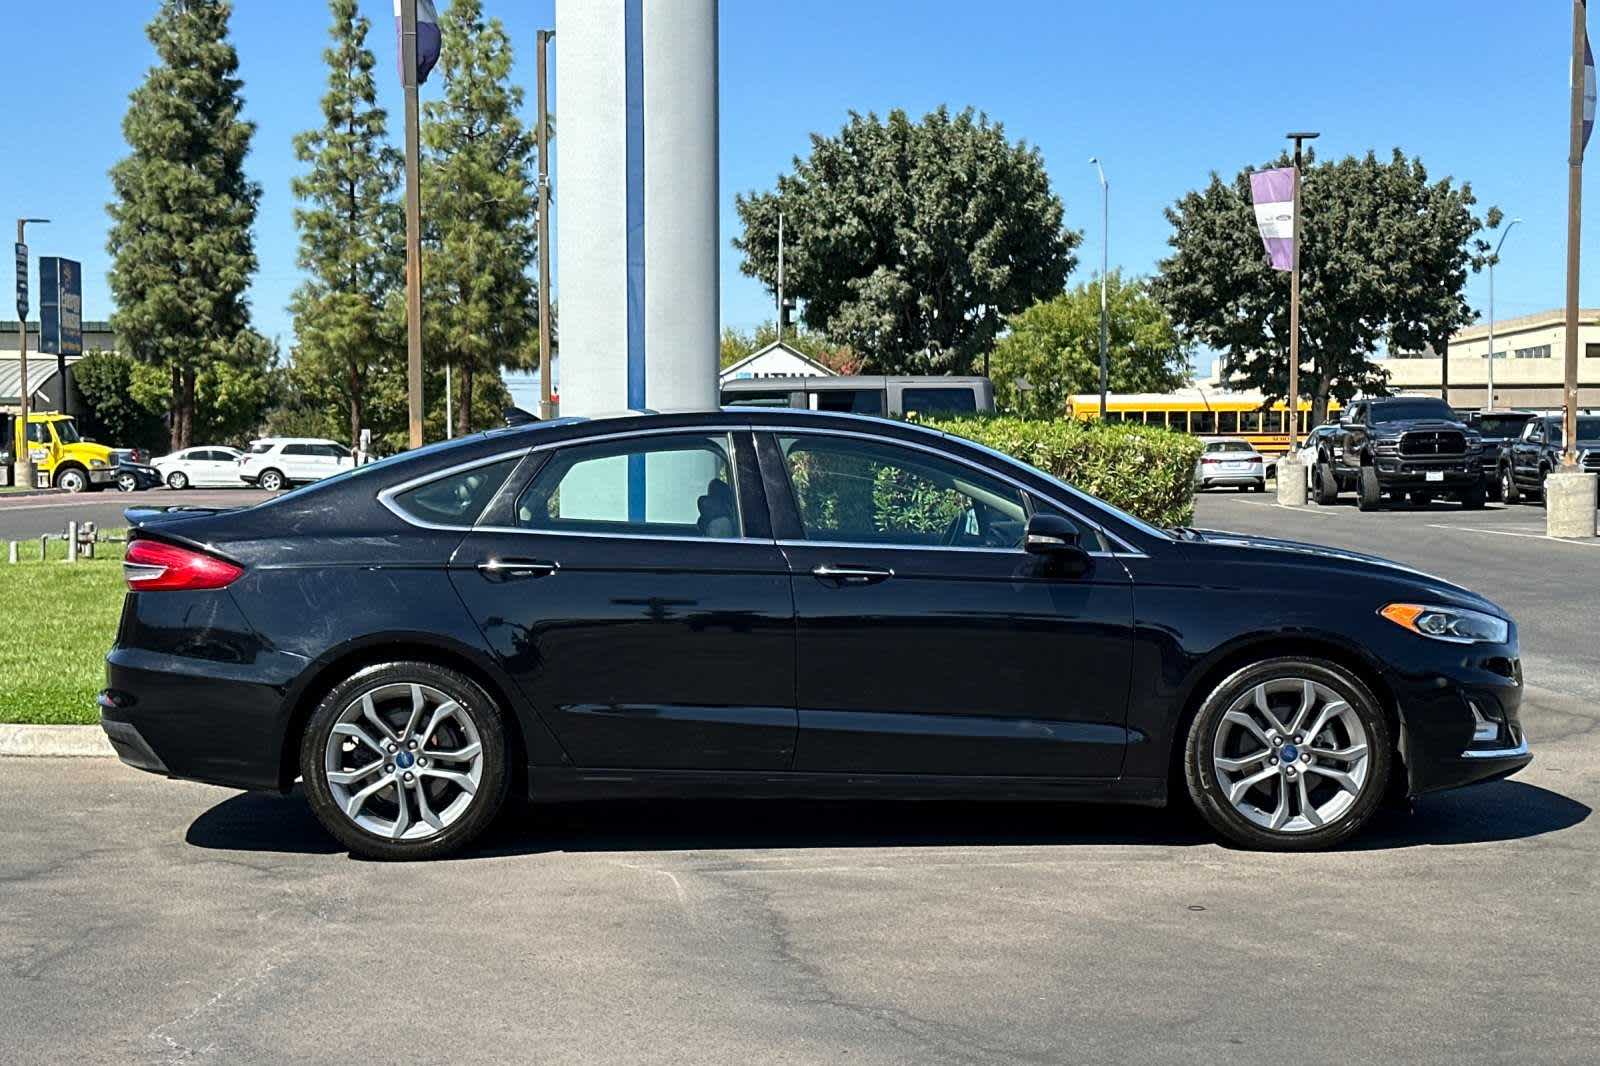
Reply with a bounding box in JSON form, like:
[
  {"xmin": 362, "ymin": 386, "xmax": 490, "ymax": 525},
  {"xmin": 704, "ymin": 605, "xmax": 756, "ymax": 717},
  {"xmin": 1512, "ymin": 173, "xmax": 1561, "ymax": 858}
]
[
  {"xmin": 377, "ymin": 448, "xmax": 535, "ymax": 532},
  {"xmin": 752, "ymin": 423, "xmax": 1146, "ymax": 557}
]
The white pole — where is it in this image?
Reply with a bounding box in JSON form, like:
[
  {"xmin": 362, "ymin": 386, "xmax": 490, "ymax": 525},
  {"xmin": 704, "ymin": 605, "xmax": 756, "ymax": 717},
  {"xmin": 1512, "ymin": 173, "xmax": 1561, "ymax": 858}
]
[
  {"xmin": 67, "ymin": 521, "xmax": 77, "ymax": 564},
  {"xmin": 445, "ymin": 364, "xmax": 454, "ymax": 438},
  {"xmin": 777, "ymin": 211, "xmax": 785, "ymax": 341}
]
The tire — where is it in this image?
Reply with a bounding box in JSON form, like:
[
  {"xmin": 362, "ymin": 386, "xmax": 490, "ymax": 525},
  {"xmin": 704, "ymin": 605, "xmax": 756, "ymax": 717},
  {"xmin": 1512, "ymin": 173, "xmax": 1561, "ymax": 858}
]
[
  {"xmin": 258, "ymin": 468, "xmax": 286, "ymax": 492},
  {"xmin": 1458, "ymin": 481, "xmax": 1487, "ymax": 510},
  {"xmin": 55, "ymin": 467, "xmax": 88, "ymax": 493},
  {"xmin": 1253, "ymin": 479, "xmax": 1266, "ymax": 493},
  {"xmin": 1183, "ymin": 657, "xmax": 1393, "ymax": 851},
  {"xmin": 1314, "ymin": 461, "xmax": 1339, "ymax": 505},
  {"xmin": 166, "ymin": 470, "xmax": 189, "ymax": 490},
  {"xmin": 1356, "ymin": 465, "xmax": 1382, "ymax": 511},
  {"xmin": 116, "ymin": 472, "xmax": 138, "ymax": 493},
  {"xmin": 1500, "ymin": 465, "xmax": 1522, "ymax": 504},
  {"xmin": 1407, "ymin": 491, "xmax": 1431, "ymax": 507},
  {"xmin": 300, "ymin": 661, "xmax": 510, "ymax": 861}
]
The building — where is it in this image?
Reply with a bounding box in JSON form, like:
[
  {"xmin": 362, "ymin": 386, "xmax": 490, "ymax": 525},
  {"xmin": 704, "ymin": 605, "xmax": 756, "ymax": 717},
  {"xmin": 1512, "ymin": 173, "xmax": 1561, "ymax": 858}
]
[
  {"xmin": 1386, "ymin": 308, "xmax": 1600, "ymax": 410},
  {"xmin": 1, "ymin": 320, "xmax": 113, "ymax": 415},
  {"xmin": 718, "ymin": 340, "xmax": 836, "ymax": 386}
]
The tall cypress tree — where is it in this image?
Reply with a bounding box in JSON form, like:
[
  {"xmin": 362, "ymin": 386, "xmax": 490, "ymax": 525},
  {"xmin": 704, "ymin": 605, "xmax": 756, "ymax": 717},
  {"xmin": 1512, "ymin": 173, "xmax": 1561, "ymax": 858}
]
[
  {"xmin": 420, "ymin": 0, "xmax": 538, "ymax": 434},
  {"xmin": 107, "ymin": 0, "xmax": 261, "ymax": 450},
  {"xmin": 289, "ymin": 0, "xmax": 402, "ymax": 447}
]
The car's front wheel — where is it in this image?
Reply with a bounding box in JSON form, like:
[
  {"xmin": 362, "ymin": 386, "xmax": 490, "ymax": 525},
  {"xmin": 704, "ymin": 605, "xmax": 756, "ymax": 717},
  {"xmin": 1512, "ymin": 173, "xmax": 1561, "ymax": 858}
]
[
  {"xmin": 300, "ymin": 662, "xmax": 510, "ymax": 860},
  {"xmin": 116, "ymin": 472, "xmax": 139, "ymax": 493},
  {"xmin": 1500, "ymin": 465, "xmax": 1521, "ymax": 504},
  {"xmin": 56, "ymin": 467, "xmax": 88, "ymax": 493},
  {"xmin": 1183, "ymin": 657, "xmax": 1392, "ymax": 851},
  {"xmin": 1356, "ymin": 465, "xmax": 1382, "ymax": 511}
]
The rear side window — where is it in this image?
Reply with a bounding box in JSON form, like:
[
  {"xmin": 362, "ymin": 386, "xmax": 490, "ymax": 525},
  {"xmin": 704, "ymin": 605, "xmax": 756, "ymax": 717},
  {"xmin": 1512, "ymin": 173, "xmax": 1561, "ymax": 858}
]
[
  {"xmin": 812, "ymin": 388, "xmax": 884, "ymax": 415},
  {"xmin": 900, "ymin": 387, "xmax": 977, "ymax": 416},
  {"xmin": 389, "ymin": 458, "xmax": 521, "ymax": 527},
  {"xmin": 248, "ymin": 442, "xmax": 274, "ymax": 455}
]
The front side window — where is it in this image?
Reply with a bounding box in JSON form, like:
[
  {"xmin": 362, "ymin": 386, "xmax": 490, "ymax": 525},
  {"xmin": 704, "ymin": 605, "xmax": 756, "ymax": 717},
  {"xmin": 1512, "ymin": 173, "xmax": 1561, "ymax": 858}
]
[
  {"xmin": 516, "ymin": 433, "xmax": 742, "ymax": 539},
  {"xmin": 390, "ymin": 458, "xmax": 520, "ymax": 527},
  {"xmin": 778, "ymin": 434, "xmax": 1027, "ymax": 549}
]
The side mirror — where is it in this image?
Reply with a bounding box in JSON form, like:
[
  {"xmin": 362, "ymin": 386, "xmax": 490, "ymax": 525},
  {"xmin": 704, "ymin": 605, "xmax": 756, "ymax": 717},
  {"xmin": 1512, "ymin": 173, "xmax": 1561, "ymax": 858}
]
[{"xmin": 1024, "ymin": 513, "xmax": 1089, "ymax": 570}]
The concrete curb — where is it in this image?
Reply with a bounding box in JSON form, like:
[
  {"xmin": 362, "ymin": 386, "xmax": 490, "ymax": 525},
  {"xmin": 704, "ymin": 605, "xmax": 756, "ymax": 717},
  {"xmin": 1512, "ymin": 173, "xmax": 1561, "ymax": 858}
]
[
  {"xmin": 0, "ymin": 724, "xmax": 115, "ymax": 757},
  {"xmin": 0, "ymin": 487, "xmax": 66, "ymax": 499}
]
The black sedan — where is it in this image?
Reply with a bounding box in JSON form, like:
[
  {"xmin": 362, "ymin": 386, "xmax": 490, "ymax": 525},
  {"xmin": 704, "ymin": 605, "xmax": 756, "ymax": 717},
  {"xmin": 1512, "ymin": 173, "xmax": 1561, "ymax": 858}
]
[{"xmin": 100, "ymin": 410, "xmax": 1531, "ymax": 859}]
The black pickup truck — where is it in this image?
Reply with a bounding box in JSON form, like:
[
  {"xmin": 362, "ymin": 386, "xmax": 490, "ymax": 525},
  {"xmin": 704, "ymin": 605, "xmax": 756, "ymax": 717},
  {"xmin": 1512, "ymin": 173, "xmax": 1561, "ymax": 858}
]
[
  {"xmin": 1465, "ymin": 411, "xmax": 1538, "ymax": 502},
  {"xmin": 1501, "ymin": 413, "xmax": 1600, "ymax": 503},
  {"xmin": 1311, "ymin": 396, "xmax": 1488, "ymax": 511}
]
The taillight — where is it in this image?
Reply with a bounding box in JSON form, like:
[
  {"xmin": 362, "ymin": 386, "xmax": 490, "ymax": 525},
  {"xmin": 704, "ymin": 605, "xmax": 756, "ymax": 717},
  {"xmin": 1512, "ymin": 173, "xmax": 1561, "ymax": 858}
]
[{"xmin": 123, "ymin": 539, "xmax": 243, "ymax": 591}]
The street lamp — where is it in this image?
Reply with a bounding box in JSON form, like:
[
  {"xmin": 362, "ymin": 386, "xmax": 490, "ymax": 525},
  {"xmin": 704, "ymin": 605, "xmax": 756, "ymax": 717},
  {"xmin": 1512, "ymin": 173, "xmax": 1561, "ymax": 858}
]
[
  {"xmin": 1088, "ymin": 158, "xmax": 1108, "ymax": 419},
  {"xmin": 1485, "ymin": 217, "xmax": 1522, "ymax": 411},
  {"xmin": 14, "ymin": 217, "xmax": 49, "ymax": 491}
]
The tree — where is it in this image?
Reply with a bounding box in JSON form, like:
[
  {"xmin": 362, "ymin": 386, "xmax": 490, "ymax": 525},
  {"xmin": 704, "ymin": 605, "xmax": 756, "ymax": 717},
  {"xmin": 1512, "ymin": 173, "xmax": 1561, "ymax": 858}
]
[
  {"xmin": 719, "ymin": 322, "xmax": 861, "ymax": 374},
  {"xmin": 1155, "ymin": 149, "xmax": 1492, "ymax": 424},
  {"xmin": 106, "ymin": 0, "xmax": 261, "ymax": 450},
  {"xmin": 418, "ymin": 0, "xmax": 539, "ymax": 436},
  {"xmin": 734, "ymin": 107, "xmax": 1078, "ymax": 377},
  {"xmin": 289, "ymin": 0, "xmax": 403, "ymax": 447},
  {"xmin": 988, "ymin": 272, "xmax": 1191, "ymax": 416},
  {"xmin": 71, "ymin": 351, "xmax": 167, "ymax": 455}
]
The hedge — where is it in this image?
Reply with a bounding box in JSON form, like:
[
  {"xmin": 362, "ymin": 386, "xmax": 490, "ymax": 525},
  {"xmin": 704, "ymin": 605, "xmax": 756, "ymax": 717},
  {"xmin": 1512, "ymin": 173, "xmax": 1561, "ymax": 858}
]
[{"xmin": 915, "ymin": 415, "xmax": 1204, "ymax": 528}]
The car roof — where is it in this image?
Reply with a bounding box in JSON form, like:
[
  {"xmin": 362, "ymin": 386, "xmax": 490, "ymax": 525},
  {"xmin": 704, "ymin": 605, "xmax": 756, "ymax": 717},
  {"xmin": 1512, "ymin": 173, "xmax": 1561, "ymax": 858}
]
[{"xmin": 250, "ymin": 437, "xmax": 342, "ymax": 445}]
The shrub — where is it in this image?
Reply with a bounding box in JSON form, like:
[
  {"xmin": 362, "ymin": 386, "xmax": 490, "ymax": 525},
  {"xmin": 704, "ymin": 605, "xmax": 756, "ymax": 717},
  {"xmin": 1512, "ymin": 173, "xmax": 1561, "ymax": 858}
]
[{"xmin": 915, "ymin": 415, "xmax": 1203, "ymax": 528}]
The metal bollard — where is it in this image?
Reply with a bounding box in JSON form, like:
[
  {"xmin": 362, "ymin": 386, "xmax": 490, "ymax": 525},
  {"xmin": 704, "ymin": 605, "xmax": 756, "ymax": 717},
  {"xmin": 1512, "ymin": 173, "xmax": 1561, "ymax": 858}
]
[
  {"xmin": 7, "ymin": 541, "xmax": 15, "ymax": 564},
  {"xmin": 83, "ymin": 521, "xmax": 96, "ymax": 559},
  {"xmin": 40, "ymin": 534, "xmax": 48, "ymax": 562},
  {"xmin": 67, "ymin": 522, "xmax": 78, "ymax": 563}
]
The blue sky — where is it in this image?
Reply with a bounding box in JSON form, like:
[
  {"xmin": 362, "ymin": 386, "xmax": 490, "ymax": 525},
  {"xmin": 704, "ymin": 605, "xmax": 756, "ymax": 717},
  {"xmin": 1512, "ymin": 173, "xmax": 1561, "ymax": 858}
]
[{"xmin": 3, "ymin": 0, "xmax": 1596, "ymax": 373}]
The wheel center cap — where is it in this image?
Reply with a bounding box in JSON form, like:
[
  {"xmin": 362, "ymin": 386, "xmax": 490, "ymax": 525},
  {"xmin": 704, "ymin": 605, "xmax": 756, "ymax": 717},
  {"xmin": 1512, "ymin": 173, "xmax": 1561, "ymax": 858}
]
[
  {"xmin": 1280, "ymin": 744, "xmax": 1299, "ymax": 764},
  {"xmin": 395, "ymin": 750, "xmax": 415, "ymax": 770}
]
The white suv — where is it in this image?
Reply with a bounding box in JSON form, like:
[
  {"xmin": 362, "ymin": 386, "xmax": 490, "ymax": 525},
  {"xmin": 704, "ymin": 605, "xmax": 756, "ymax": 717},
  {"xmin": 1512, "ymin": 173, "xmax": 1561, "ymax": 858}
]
[{"xmin": 239, "ymin": 438, "xmax": 354, "ymax": 492}]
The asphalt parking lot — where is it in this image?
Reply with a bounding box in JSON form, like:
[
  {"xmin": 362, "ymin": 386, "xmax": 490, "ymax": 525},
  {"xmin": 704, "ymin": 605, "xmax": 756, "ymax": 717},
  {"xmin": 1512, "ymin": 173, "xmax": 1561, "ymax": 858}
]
[
  {"xmin": 0, "ymin": 487, "xmax": 273, "ymax": 540},
  {"xmin": 3, "ymin": 490, "xmax": 1597, "ymax": 1064}
]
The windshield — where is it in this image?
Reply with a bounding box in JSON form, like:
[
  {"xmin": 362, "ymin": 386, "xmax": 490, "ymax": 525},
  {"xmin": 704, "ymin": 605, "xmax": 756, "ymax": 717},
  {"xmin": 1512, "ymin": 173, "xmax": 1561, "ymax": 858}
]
[
  {"xmin": 1368, "ymin": 399, "xmax": 1457, "ymax": 424},
  {"xmin": 1475, "ymin": 415, "xmax": 1532, "ymax": 437},
  {"xmin": 1547, "ymin": 418, "xmax": 1600, "ymax": 446},
  {"xmin": 50, "ymin": 419, "xmax": 82, "ymax": 444}
]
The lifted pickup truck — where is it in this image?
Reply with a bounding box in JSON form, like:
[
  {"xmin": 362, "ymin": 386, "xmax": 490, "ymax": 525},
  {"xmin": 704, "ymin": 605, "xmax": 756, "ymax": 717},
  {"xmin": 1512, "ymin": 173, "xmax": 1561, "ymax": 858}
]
[{"xmin": 1311, "ymin": 396, "xmax": 1489, "ymax": 511}]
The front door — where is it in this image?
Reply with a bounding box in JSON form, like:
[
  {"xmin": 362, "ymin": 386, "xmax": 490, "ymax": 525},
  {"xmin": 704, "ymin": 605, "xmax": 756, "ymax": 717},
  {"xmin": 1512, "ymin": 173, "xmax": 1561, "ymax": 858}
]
[
  {"xmin": 762, "ymin": 431, "xmax": 1135, "ymax": 778},
  {"xmin": 450, "ymin": 429, "xmax": 798, "ymax": 771}
]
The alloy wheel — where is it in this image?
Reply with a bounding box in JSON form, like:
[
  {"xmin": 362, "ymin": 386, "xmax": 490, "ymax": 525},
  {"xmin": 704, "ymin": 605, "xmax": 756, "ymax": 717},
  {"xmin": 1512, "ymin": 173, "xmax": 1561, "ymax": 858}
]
[
  {"xmin": 323, "ymin": 682, "xmax": 484, "ymax": 842},
  {"xmin": 1210, "ymin": 677, "xmax": 1371, "ymax": 833}
]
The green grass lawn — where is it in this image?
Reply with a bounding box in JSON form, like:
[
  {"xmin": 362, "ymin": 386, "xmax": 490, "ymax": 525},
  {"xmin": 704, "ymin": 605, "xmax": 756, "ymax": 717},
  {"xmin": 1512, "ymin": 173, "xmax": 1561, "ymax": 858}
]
[{"xmin": 0, "ymin": 534, "xmax": 126, "ymax": 725}]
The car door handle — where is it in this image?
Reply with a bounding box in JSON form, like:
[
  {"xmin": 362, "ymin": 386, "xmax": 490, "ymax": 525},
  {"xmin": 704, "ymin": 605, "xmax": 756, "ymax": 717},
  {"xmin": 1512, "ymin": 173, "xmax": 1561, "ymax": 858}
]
[
  {"xmin": 812, "ymin": 564, "xmax": 893, "ymax": 585},
  {"xmin": 477, "ymin": 558, "xmax": 560, "ymax": 580}
]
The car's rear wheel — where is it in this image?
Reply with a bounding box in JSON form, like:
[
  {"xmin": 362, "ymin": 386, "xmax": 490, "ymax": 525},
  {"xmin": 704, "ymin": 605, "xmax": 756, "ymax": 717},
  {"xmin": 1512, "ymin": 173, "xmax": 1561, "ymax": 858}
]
[
  {"xmin": 258, "ymin": 468, "xmax": 285, "ymax": 492},
  {"xmin": 1183, "ymin": 657, "xmax": 1392, "ymax": 851},
  {"xmin": 1356, "ymin": 465, "xmax": 1382, "ymax": 511},
  {"xmin": 300, "ymin": 662, "xmax": 509, "ymax": 860},
  {"xmin": 166, "ymin": 470, "xmax": 188, "ymax": 490}
]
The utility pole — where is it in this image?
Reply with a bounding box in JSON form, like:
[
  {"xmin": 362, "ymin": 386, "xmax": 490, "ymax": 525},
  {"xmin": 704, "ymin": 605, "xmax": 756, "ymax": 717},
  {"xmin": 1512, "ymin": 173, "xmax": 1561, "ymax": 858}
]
[
  {"xmin": 537, "ymin": 27, "xmax": 555, "ymax": 420},
  {"xmin": 13, "ymin": 218, "xmax": 48, "ymax": 490},
  {"xmin": 1286, "ymin": 131, "xmax": 1319, "ymax": 451},
  {"xmin": 1486, "ymin": 218, "xmax": 1522, "ymax": 411},
  {"xmin": 1562, "ymin": 0, "xmax": 1587, "ymax": 468},
  {"xmin": 401, "ymin": 0, "xmax": 425, "ymax": 449},
  {"xmin": 776, "ymin": 212, "xmax": 785, "ymax": 342},
  {"xmin": 1089, "ymin": 158, "xmax": 1109, "ymax": 418}
]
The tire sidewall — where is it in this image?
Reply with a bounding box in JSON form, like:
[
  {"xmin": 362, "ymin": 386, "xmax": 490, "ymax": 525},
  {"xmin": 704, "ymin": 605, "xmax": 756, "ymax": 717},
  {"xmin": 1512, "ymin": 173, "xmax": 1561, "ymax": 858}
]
[
  {"xmin": 1184, "ymin": 657, "xmax": 1392, "ymax": 851},
  {"xmin": 260, "ymin": 469, "xmax": 284, "ymax": 491},
  {"xmin": 1357, "ymin": 465, "xmax": 1381, "ymax": 510},
  {"xmin": 167, "ymin": 471, "xmax": 188, "ymax": 490},
  {"xmin": 57, "ymin": 468, "xmax": 87, "ymax": 493},
  {"xmin": 299, "ymin": 661, "xmax": 510, "ymax": 860}
]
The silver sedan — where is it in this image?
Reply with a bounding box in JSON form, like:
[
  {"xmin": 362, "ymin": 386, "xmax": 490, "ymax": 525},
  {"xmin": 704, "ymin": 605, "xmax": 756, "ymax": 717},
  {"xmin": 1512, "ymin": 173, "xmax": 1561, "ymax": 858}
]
[{"xmin": 1194, "ymin": 437, "xmax": 1266, "ymax": 492}]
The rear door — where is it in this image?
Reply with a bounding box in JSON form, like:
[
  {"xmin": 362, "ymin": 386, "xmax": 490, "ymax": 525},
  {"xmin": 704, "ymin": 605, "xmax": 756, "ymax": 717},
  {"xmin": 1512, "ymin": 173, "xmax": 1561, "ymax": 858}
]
[
  {"xmin": 760, "ymin": 429, "xmax": 1135, "ymax": 778},
  {"xmin": 448, "ymin": 427, "xmax": 798, "ymax": 771}
]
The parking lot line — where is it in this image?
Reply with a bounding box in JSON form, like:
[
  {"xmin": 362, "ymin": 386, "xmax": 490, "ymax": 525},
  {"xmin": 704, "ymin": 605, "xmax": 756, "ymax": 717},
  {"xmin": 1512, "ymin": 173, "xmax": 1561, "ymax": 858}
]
[{"xmin": 1427, "ymin": 524, "xmax": 1600, "ymax": 548}]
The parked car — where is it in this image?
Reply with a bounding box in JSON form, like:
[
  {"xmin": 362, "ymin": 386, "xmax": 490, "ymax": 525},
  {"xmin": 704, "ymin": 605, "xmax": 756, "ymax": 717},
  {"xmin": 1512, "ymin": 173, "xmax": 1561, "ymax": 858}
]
[
  {"xmin": 1465, "ymin": 411, "xmax": 1539, "ymax": 502},
  {"xmin": 1312, "ymin": 397, "xmax": 1488, "ymax": 511},
  {"xmin": 152, "ymin": 446, "xmax": 246, "ymax": 490},
  {"xmin": 1501, "ymin": 414, "xmax": 1600, "ymax": 503},
  {"xmin": 237, "ymin": 438, "xmax": 353, "ymax": 491},
  {"xmin": 1193, "ymin": 437, "xmax": 1266, "ymax": 492},
  {"xmin": 102, "ymin": 409, "xmax": 1531, "ymax": 860},
  {"xmin": 112, "ymin": 455, "xmax": 162, "ymax": 492}
]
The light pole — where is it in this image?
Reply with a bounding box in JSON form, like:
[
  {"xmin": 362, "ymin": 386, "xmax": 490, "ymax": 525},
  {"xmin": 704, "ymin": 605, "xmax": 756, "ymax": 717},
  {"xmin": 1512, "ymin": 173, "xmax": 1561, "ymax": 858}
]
[
  {"xmin": 536, "ymin": 27, "xmax": 555, "ymax": 420},
  {"xmin": 14, "ymin": 218, "xmax": 49, "ymax": 490},
  {"xmin": 1485, "ymin": 217, "xmax": 1522, "ymax": 411},
  {"xmin": 1285, "ymin": 131, "xmax": 1318, "ymax": 451},
  {"xmin": 1089, "ymin": 158, "xmax": 1109, "ymax": 419},
  {"xmin": 401, "ymin": 0, "xmax": 424, "ymax": 448}
]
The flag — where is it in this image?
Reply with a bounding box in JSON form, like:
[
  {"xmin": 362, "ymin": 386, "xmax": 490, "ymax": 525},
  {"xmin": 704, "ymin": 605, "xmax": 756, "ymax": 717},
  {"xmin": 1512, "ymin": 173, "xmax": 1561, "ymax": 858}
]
[
  {"xmin": 395, "ymin": 0, "xmax": 442, "ymax": 86},
  {"xmin": 1249, "ymin": 167, "xmax": 1296, "ymax": 272},
  {"xmin": 1585, "ymin": 31, "xmax": 1596, "ymax": 152}
]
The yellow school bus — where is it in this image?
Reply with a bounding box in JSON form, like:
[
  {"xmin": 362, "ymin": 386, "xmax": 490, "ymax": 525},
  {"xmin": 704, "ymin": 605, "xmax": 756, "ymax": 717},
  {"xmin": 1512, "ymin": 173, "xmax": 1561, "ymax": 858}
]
[{"xmin": 1067, "ymin": 389, "xmax": 1338, "ymax": 456}]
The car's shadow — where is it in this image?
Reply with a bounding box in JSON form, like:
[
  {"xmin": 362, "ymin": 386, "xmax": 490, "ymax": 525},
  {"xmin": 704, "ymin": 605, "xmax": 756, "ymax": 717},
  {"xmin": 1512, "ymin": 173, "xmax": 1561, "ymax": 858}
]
[{"xmin": 184, "ymin": 778, "xmax": 1589, "ymax": 861}]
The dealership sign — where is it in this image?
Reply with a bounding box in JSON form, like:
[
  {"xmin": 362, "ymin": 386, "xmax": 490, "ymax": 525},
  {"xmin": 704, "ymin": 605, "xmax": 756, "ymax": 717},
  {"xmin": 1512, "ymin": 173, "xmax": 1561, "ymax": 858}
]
[
  {"xmin": 14, "ymin": 242, "xmax": 27, "ymax": 320},
  {"xmin": 38, "ymin": 257, "xmax": 83, "ymax": 356},
  {"xmin": 1249, "ymin": 167, "xmax": 1296, "ymax": 272}
]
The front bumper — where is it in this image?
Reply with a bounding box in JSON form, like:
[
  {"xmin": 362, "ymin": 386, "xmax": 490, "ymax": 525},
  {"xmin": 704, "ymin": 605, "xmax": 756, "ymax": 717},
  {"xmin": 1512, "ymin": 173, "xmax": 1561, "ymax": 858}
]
[
  {"xmin": 87, "ymin": 467, "xmax": 116, "ymax": 485},
  {"xmin": 1374, "ymin": 457, "xmax": 1485, "ymax": 488},
  {"xmin": 1394, "ymin": 634, "xmax": 1533, "ymax": 795}
]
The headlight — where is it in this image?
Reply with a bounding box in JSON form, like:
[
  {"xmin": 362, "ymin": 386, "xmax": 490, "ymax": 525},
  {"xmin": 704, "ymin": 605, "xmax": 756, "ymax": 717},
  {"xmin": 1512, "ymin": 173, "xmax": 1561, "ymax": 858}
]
[
  {"xmin": 90, "ymin": 459, "xmax": 108, "ymax": 469},
  {"xmin": 1380, "ymin": 603, "xmax": 1509, "ymax": 644},
  {"xmin": 1465, "ymin": 436, "xmax": 1484, "ymax": 453}
]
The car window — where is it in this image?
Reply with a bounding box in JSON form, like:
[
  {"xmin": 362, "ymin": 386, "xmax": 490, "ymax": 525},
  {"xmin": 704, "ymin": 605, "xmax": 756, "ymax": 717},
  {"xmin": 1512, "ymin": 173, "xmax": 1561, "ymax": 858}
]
[
  {"xmin": 900, "ymin": 387, "xmax": 977, "ymax": 416},
  {"xmin": 516, "ymin": 433, "xmax": 742, "ymax": 539},
  {"xmin": 778, "ymin": 434, "xmax": 1028, "ymax": 549},
  {"xmin": 721, "ymin": 389, "xmax": 795, "ymax": 408},
  {"xmin": 812, "ymin": 388, "xmax": 884, "ymax": 415},
  {"xmin": 390, "ymin": 458, "xmax": 521, "ymax": 527},
  {"xmin": 248, "ymin": 441, "xmax": 274, "ymax": 455},
  {"xmin": 26, "ymin": 422, "xmax": 52, "ymax": 445},
  {"xmin": 280, "ymin": 444, "xmax": 309, "ymax": 456}
]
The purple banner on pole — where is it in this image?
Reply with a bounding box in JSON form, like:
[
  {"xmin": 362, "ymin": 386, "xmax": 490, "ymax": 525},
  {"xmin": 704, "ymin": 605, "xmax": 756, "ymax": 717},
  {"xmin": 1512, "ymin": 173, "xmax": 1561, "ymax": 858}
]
[
  {"xmin": 1584, "ymin": 32, "xmax": 1596, "ymax": 152},
  {"xmin": 395, "ymin": 0, "xmax": 442, "ymax": 86},
  {"xmin": 1250, "ymin": 167, "xmax": 1295, "ymax": 271}
]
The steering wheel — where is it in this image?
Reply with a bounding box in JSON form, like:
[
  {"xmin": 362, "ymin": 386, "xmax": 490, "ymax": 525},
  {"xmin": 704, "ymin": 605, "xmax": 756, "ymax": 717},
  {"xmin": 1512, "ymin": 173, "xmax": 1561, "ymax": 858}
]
[{"xmin": 939, "ymin": 508, "xmax": 969, "ymax": 547}]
